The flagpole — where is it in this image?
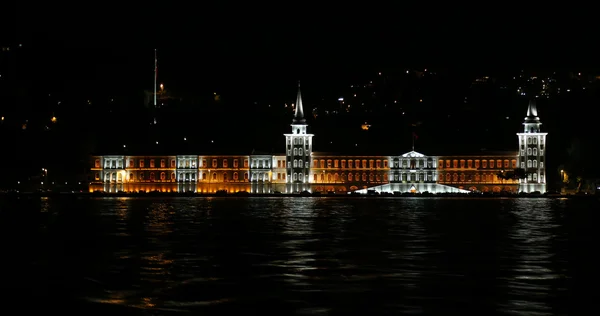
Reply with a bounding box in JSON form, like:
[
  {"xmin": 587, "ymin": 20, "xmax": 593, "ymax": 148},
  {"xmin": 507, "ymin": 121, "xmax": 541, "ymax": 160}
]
[
  {"xmin": 154, "ymin": 49, "xmax": 157, "ymax": 107},
  {"xmin": 412, "ymin": 133, "xmax": 415, "ymax": 151}
]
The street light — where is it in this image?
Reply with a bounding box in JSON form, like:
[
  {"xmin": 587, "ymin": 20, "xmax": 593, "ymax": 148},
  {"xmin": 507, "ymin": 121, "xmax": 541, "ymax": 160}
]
[{"xmin": 42, "ymin": 168, "xmax": 48, "ymax": 190}]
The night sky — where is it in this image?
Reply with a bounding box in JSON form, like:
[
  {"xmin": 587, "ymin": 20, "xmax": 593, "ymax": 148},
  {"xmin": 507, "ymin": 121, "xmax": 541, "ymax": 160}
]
[
  {"xmin": 1, "ymin": 6, "xmax": 598, "ymax": 186},
  {"xmin": 7, "ymin": 6, "xmax": 597, "ymax": 103}
]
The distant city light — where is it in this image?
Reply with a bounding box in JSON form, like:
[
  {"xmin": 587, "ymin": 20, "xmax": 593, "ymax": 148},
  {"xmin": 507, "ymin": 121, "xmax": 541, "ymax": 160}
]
[
  {"xmin": 156, "ymin": 141, "xmax": 159, "ymax": 145},
  {"xmin": 338, "ymin": 97, "xmax": 344, "ymax": 101},
  {"xmin": 184, "ymin": 137, "xmax": 187, "ymax": 141},
  {"xmin": 123, "ymin": 145, "xmax": 126, "ymax": 148}
]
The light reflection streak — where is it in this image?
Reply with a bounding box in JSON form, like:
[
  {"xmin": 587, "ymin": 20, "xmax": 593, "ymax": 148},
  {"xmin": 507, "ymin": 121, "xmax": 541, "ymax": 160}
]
[{"xmin": 501, "ymin": 199, "xmax": 557, "ymax": 315}]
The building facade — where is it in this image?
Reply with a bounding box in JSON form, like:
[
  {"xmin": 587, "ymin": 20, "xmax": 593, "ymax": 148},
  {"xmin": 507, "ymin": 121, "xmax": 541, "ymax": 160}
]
[{"xmin": 90, "ymin": 86, "xmax": 547, "ymax": 194}]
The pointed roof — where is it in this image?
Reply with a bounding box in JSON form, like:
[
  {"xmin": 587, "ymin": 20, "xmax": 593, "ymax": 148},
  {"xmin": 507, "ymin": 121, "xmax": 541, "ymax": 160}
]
[
  {"xmin": 524, "ymin": 99, "xmax": 540, "ymax": 123},
  {"xmin": 401, "ymin": 151, "xmax": 426, "ymax": 158},
  {"xmin": 293, "ymin": 81, "xmax": 306, "ymax": 124}
]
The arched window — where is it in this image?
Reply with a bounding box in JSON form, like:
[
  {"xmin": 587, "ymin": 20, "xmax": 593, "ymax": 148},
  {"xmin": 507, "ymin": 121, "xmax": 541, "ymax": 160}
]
[
  {"xmin": 348, "ymin": 173, "xmax": 353, "ymax": 181},
  {"xmin": 533, "ymin": 160, "xmax": 537, "ymax": 168},
  {"xmin": 293, "ymin": 160, "xmax": 297, "ymax": 168},
  {"xmin": 299, "ymin": 173, "xmax": 303, "ymax": 181},
  {"xmin": 299, "ymin": 159, "xmax": 303, "ymax": 167},
  {"xmin": 314, "ymin": 174, "xmax": 318, "ymax": 182},
  {"xmin": 233, "ymin": 172, "xmax": 238, "ymax": 180},
  {"xmin": 299, "ymin": 148, "xmax": 303, "ymax": 156},
  {"xmin": 293, "ymin": 148, "xmax": 298, "ymax": 156},
  {"xmin": 160, "ymin": 172, "xmax": 166, "ymax": 180},
  {"xmin": 327, "ymin": 174, "xmax": 332, "ymax": 182},
  {"xmin": 369, "ymin": 174, "xmax": 374, "ymax": 181},
  {"xmin": 223, "ymin": 173, "xmax": 228, "ymax": 181},
  {"xmin": 527, "ymin": 148, "xmax": 532, "ymax": 155},
  {"xmin": 320, "ymin": 173, "xmax": 325, "ymax": 181},
  {"xmin": 452, "ymin": 173, "xmax": 458, "ymax": 181},
  {"xmin": 533, "ymin": 148, "xmax": 537, "ymax": 155},
  {"xmin": 527, "ymin": 160, "xmax": 532, "ymax": 168},
  {"xmin": 383, "ymin": 174, "xmax": 388, "ymax": 182},
  {"xmin": 172, "ymin": 172, "xmax": 176, "ymax": 180},
  {"xmin": 244, "ymin": 172, "xmax": 248, "ymax": 180},
  {"xmin": 334, "ymin": 173, "xmax": 339, "ymax": 182},
  {"xmin": 293, "ymin": 173, "xmax": 297, "ymax": 180},
  {"xmin": 150, "ymin": 172, "xmax": 155, "ymax": 180},
  {"xmin": 212, "ymin": 173, "xmax": 217, "ymax": 180},
  {"xmin": 362, "ymin": 173, "xmax": 367, "ymax": 181},
  {"xmin": 446, "ymin": 173, "xmax": 451, "ymax": 182},
  {"xmin": 129, "ymin": 173, "xmax": 134, "ymax": 181}
]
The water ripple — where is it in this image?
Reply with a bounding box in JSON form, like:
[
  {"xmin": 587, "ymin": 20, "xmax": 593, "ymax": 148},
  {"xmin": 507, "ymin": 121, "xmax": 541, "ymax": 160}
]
[{"xmin": 1, "ymin": 196, "xmax": 597, "ymax": 314}]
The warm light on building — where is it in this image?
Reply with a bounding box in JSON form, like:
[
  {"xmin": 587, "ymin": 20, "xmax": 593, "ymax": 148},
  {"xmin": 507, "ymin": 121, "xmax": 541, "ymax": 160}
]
[{"xmin": 90, "ymin": 85, "xmax": 547, "ymax": 195}]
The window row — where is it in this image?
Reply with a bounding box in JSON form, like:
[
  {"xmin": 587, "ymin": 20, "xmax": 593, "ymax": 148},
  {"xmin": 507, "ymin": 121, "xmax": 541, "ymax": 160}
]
[
  {"xmin": 293, "ymin": 159, "xmax": 309, "ymax": 168},
  {"xmin": 439, "ymin": 173, "xmax": 516, "ymax": 182},
  {"xmin": 440, "ymin": 159, "xmax": 517, "ymax": 169},
  {"xmin": 526, "ymin": 137, "xmax": 544, "ymax": 145},
  {"xmin": 290, "ymin": 148, "xmax": 307, "ymax": 156},
  {"xmin": 288, "ymin": 137, "xmax": 310, "ymax": 146},
  {"xmin": 521, "ymin": 148, "xmax": 543, "ymax": 156},
  {"xmin": 250, "ymin": 158, "xmax": 270, "ymax": 168},
  {"xmin": 313, "ymin": 173, "xmax": 389, "ymax": 182},
  {"xmin": 95, "ymin": 158, "xmax": 250, "ymax": 169},
  {"xmin": 392, "ymin": 159, "xmax": 433, "ymax": 169},
  {"xmin": 313, "ymin": 159, "xmax": 389, "ymax": 169},
  {"xmin": 391, "ymin": 173, "xmax": 434, "ymax": 182},
  {"xmin": 521, "ymin": 160, "xmax": 543, "ymax": 169},
  {"xmin": 97, "ymin": 171, "xmax": 251, "ymax": 182}
]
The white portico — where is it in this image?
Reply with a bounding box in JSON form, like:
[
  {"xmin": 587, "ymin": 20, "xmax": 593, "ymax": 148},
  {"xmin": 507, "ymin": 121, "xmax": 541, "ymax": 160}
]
[
  {"xmin": 284, "ymin": 81, "xmax": 313, "ymax": 193},
  {"xmin": 355, "ymin": 150, "xmax": 468, "ymax": 194},
  {"xmin": 517, "ymin": 100, "xmax": 547, "ymax": 193}
]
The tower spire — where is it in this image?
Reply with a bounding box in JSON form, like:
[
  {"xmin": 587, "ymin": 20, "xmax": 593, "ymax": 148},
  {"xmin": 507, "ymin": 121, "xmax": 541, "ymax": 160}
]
[
  {"xmin": 523, "ymin": 99, "xmax": 541, "ymax": 133},
  {"xmin": 526, "ymin": 99, "xmax": 538, "ymax": 118},
  {"xmin": 293, "ymin": 80, "xmax": 306, "ymax": 124}
]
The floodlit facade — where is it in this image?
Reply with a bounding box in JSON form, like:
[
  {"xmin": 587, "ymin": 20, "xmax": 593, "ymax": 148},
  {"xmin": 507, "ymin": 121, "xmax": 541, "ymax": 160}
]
[{"xmin": 90, "ymin": 85, "xmax": 547, "ymax": 194}]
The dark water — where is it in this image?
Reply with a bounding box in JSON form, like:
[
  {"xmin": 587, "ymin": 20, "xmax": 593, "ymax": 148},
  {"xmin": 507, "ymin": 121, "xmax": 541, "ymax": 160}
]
[{"xmin": 0, "ymin": 197, "xmax": 597, "ymax": 315}]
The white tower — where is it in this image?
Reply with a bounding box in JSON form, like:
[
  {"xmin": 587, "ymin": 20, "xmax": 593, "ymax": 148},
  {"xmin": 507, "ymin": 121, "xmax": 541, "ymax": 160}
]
[
  {"xmin": 517, "ymin": 100, "xmax": 548, "ymax": 193},
  {"xmin": 284, "ymin": 81, "xmax": 313, "ymax": 193}
]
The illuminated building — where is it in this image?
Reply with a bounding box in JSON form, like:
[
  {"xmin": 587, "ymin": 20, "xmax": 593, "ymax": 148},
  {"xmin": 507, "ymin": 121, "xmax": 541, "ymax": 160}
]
[
  {"xmin": 90, "ymin": 86, "xmax": 547, "ymax": 194},
  {"xmin": 516, "ymin": 100, "xmax": 547, "ymax": 193}
]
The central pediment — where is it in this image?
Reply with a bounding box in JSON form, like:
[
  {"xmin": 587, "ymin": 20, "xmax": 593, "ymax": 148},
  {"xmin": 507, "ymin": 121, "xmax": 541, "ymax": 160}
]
[{"xmin": 401, "ymin": 151, "xmax": 426, "ymax": 158}]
